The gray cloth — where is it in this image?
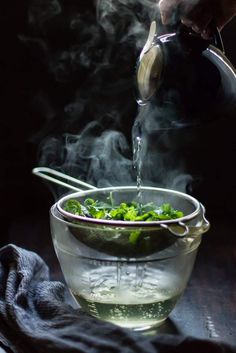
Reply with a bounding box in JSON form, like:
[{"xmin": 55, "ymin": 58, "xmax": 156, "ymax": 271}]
[{"xmin": 0, "ymin": 244, "xmax": 235, "ymax": 353}]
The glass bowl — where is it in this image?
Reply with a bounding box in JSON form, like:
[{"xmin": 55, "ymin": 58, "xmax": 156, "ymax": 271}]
[{"xmin": 50, "ymin": 186, "xmax": 210, "ymax": 331}]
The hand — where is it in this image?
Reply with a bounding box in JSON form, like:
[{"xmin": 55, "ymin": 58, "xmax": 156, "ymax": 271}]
[{"xmin": 158, "ymin": 0, "xmax": 236, "ymax": 38}]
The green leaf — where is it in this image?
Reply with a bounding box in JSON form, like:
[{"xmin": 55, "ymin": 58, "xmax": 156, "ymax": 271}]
[
  {"xmin": 63, "ymin": 198, "xmax": 184, "ymax": 222},
  {"xmin": 124, "ymin": 207, "xmax": 138, "ymax": 221},
  {"xmin": 110, "ymin": 208, "xmax": 126, "ymax": 220},
  {"xmin": 84, "ymin": 198, "xmax": 96, "ymax": 206},
  {"xmin": 94, "ymin": 210, "xmax": 106, "ymax": 219},
  {"xmin": 64, "ymin": 199, "xmax": 83, "ymax": 215},
  {"xmin": 129, "ymin": 230, "xmax": 141, "ymax": 245}
]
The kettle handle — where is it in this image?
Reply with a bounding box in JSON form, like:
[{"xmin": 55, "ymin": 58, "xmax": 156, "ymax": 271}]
[
  {"xmin": 208, "ymin": 23, "xmax": 225, "ymax": 53},
  {"xmin": 155, "ymin": 11, "xmax": 225, "ymax": 53},
  {"xmin": 177, "ymin": 21, "xmax": 225, "ymax": 52}
]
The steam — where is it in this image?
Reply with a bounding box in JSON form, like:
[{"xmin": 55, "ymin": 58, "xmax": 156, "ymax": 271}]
[
  {"xmin": 39, "ymin": 120, "xmax": 134, "ymax": 187},
  {"xmin": 28, "ymin": 0, "xmax": 62, "ymax": 28},
  {"xmin": 25, "ymin": 0, "xmax": 193, "ymax": 195}
]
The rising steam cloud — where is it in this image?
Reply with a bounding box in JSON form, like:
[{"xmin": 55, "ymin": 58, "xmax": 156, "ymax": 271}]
[{"xmin": 25, "ymin": 0, "xmax": 192, "ymax": 195}]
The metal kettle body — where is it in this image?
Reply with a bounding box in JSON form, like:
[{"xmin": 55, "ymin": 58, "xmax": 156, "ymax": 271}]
[{"xmin": 136, "ymin": 23, "xmax": 236, "ymax": 126}]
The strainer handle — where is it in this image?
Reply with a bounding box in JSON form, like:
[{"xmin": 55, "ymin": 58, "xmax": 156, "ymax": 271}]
[
  {"xmin": 160, "ymin": 222, "xmax": 189, "ymax": 237},
  {"xmin": 32, "ymin": 167, "xmax": 97, "ymax": 192},
  {"xmin": 197, "ymin": 203, "xmax": 211, "ymax": 233},
  {"xmin": 186, "ymin": 203, "xmax": 210, "ymax": 236}
]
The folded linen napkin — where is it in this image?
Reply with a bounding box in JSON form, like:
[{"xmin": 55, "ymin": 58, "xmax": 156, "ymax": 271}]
[{"xmin": 0, "ymin": 244, "xmax": 235, "ymax": 353}]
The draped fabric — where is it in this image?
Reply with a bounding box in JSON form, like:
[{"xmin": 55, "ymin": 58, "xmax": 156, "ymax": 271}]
[{"xmin": 0, "ymin": 244, "xmax": 235, "ymax": 353}]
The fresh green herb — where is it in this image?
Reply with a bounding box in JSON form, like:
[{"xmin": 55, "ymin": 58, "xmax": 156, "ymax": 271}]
[
  {"xmin": 63, "ymin": 198, "xmax": 184, "ymax": 221},
  {"xmin": 129, "ymin": 230, "xmax": 141, "ymax": 245},
  {"xmin": 64, "ymin": 197, "xmax": 184, "ymax": 246}
]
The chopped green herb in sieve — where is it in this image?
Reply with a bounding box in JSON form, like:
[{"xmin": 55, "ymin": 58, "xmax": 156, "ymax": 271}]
[{"xmin": 63, "ymin": 197, "xmax": 184, "ymax": 222}]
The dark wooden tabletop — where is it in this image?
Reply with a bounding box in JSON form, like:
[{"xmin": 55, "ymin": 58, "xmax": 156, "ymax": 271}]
[
  {"xmin": 157, "ymin": 215, "xmax": 236, "ymax": 344},
  {"xmin": 2, "ymin": 210, "xmax": 236, "ymax": 346}
]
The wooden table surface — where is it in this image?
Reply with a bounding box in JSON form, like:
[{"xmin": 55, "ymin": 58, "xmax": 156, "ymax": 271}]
[
  {"xmin": 3, "ymin": 211, "xmax": 236, "ymax": 346},
  {"xmin": 158, "ymin": 214, "xmax": 236, "ymax": 344}
]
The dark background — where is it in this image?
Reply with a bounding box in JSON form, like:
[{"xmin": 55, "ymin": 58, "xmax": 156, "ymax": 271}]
[
  {"xmin": 0, "ymin": 0, "xmax": 235, "ymax": 254},
  {"xmin": 0, "ymin": 2, "xmax": 235, "ymax": 345}
]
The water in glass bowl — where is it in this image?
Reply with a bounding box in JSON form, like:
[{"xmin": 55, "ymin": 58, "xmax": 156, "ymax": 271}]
[{"xmin": 68, "ymin": 264, "xmax": 184, "ymax": 331}]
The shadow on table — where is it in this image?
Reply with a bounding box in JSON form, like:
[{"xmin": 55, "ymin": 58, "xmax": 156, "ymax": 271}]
[{"xmin": 143, "ymin": 318, "xmax": 181, "ymax": 337}]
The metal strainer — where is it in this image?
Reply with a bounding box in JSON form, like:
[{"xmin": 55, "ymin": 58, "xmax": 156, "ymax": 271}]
[{"xmin": 33, "ymin": 166, "xmax": 210, "ymax": 257}]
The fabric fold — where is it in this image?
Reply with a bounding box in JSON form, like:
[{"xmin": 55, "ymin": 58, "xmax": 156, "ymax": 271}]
[{"xmin": 0, "ymin": 244, "xmax": 235, "ymax": 353}]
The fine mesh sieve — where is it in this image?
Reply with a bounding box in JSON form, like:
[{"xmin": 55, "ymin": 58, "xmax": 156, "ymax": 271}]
[{"xmin": 33, "ymin": 167, "xmax": 210, "ymax": 256}]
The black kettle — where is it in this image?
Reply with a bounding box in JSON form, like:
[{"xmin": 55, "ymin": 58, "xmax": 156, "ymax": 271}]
[{"xmin": 136, "ymin": 21, "xmax": 236, "ymax": 127}]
